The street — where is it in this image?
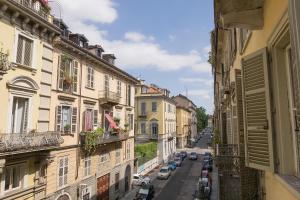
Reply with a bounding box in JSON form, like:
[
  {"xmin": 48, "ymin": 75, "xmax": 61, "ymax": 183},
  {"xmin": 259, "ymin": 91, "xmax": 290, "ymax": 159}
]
[{"xmin": 124, "ymin": 133, "xmax": 218, "ymax": 200}]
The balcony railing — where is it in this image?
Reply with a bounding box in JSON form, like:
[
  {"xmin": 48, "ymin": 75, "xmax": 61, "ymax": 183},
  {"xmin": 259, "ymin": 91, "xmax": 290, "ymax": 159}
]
[
  {"xmin": 98, "ymin": 90, "xmax": 121, "ymax": 105},
  {"xmin": 135, "ymin": 133, "xmax": 158, "ymax": 141},
  {"xmin": 0, "ymin": 52, "xmax": 10, "ymax": 71},
  {"xmin": 0, "ymin": 131, "xmax": 64, "ymax": 154},
  {"xmin": 12, "ymin": 0, "xmax": 49, "ymax": 20},
  {"xmin": 138, "ymin": 111, "xmax": 147, "ymax": 117},
  {"xmin": 80, "ymin": 132, "xmax": 129, "ymax": 147}
]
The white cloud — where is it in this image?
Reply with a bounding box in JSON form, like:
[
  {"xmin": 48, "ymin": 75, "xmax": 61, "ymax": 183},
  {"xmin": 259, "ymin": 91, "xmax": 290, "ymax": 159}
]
[
  {"xmin": 179, "ymin": 78, "xmax": 213, "ymax": 86},
  {"xmin": 50, "ymin": 0, "xmax": 211, "ymax": 73},
  {"xmin": 186, "ymin": 89, "xmax": 211, "ymax": 100},
  {"xmin": 202, "ymin": 45, "xmax": 211, "ymax": 54}
]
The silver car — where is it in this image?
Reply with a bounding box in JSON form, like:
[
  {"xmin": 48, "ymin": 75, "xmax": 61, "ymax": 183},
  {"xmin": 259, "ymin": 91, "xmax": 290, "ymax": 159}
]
[
  {"xmin": 157, "ymin": 166, "xmax": 171, "ymax": 179},
  {"xmin": 174, "ymin": 156, "xmax": 182, "ymax": 166}
]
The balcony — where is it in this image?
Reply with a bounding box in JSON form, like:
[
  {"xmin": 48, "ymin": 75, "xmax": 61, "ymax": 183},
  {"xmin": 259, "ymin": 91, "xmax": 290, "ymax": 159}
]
[
  {"xmin": 98, "ymin": 90, "xmax": 120, "ymax": 106},
  {"xmin": 168, "ymin": 132, "xmax": 176, "ymax": 141},
  {"xmin": 80, "ymin": 132, "xmax": 129, "ymax": 147},
  {"xmin": 0, "ymin": 131, "xmax": 64, "ymax": 155},
  {"xmin": 12, "ymin": 0, "xmax": 49, "ymax": 20},
  {"xmin": 138, "ymin": 111, "xmax": 147, "ymax": 118},
  {"xmin": 135, "ymin": 133, "xmax": 158, "ymax": 143}
]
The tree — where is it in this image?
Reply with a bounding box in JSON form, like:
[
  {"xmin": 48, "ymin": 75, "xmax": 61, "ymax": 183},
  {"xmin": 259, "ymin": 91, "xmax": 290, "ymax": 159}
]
[{"xmin": 196, "ymin": 106, "xmax": 208, "ymax": 131}]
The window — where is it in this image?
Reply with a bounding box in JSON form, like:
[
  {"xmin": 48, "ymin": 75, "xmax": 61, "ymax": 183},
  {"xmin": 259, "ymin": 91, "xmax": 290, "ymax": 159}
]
[
  {"xmin": 126, "ymin": 141, "xmax": 130, "ymax": 159},
  {"xmin": 83, "ymin": 109, "xmax": 98, "ymax": 131},
  {"xmin": 128, "ymin": 114, "xmax": 133, "ymax": 130},
  {"xmin": 115, "ymin": 148, "xmax": 121, "ymax": 164},
  {"xmin": 58, "ymin": 157, "xmax": 68, "ymax": 188},
  {"xmin": 16, "ymin": 35, "xmax": 33, "ymax": 66},
  {"xmin": 84, "ymin": 155, "xmax": 91, "ymax": 177},
  {"xmin": 58, "ymin": 56, "xmax": 78, "ymax": 93},
  {"xmin": 104, "ymin": 75, "xmax": 109, "ymax": 92},
  {"xmin": 126, "ymin": 85, "xmax": 132, "ymax": 106},
  {"xmin": 100, "ymin": 151, "xmax": 110, "ymax": 163},
  {"xmin": 140, "ymin": 122, "xmax": 146, "ymax": 134},
  {"xmin": 141, "ymin": 86, "xmax": 148, "ymax": 93},
  {"xmin": 115, "ymin": 173, "xmax": 120, "ymax": 191},
  {"xmin": 151, "ymin": 122, "xmax": 158, "ymax": 135},
  {"xmin": 168, "ymin": 104, "xmax": 171, "ymax": 113},
  {"xmin": 117, "ymin": 80, "xmax": 121, "ymax": 96},
  {"xmin": 141, "ymin": 102, "xmax": 146, "ymax": 115},
  {"xmin": 56, "ymin": 106, "xmax": 77, "ymax": 134},
  {"xmin": 4, "ymin": 164, "xmax": 23, "ymax": 192},
  {"xmin": 87, "ymin": 66, "xmax": 94, "ymax": 88},
  {"xmin": 152, "ymin": 102, "xmax": 157, "ymax": 112},
  {"xmin": 82, "ymin": 186, "xmax": 91, "ymax": 200},
  {"xmin": 11, "ymin": 96, "xmax": 29, "ymax": 133}
]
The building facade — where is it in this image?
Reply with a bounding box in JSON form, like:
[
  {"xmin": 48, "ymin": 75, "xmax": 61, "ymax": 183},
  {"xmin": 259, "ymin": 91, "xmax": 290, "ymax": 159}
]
[
  {"xmin": 0, "ymin": 1, "xmax": 138, "ymax": 200},
  {"xmin": 213, "ymin": 0, "xmax": 300, "ymax": 199},
  {"xmin": 172, "ymin": 94, "xmax": 198, "ymax": 146},
  {"xmin": 175, "ymin": 106, "xmax": 191, "ymax": 149},
  {"xmin": 135, "ymin": 81, "xmax": 176, "ymax": 163}
]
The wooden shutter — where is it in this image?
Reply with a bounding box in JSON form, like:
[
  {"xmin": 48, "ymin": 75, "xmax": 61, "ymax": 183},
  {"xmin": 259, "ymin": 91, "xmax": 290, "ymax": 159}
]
[
  {"xmin": 242, "ymin": 48, "xmax": 274, "ymax": 171},
  {"xmin": 72, "ymin": 61, "xmax": 78, "ymax": 93},
  {"xmin": 56, "ymin": 106, "xmax": 62, "ymax": 132},
  {"xmin": 232, "ymin": 105, "xmax": 238, "ymax": 144},
  {"xmin": 235, "ymin": 69, "xmax": 245, "ymax": 145},
  {"xmin": 23, "ymin": 38, "xmax": 33, "ymax": 66},
  {"xmin": 71, "ymin": 107, "xmax": 77, "ymax": 133},
  {"xmin": 22, "ymin": 99, "xmax": 29, "ymax": 133},
  {"xmin": 58, "ymin": 56, "xmax": 64, "ymax": 90},
  {"xmin": 93, "ymin": 110, "xmax": 98, "ymax": 129}
]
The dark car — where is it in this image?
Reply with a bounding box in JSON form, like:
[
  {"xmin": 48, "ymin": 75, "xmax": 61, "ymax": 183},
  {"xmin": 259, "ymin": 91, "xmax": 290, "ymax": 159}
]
[
  {"xmin": 204, "ymin": 152, "xmax": 212, "ymax": 157},
  {"xmin": 180, "ymin": 151, "xmax": 188, "ymax": 158},
  {"xmin": 134, "ymin": 185, "xmax": 155, "ymax": 200},
  {"xmin": 189, "ymin": 152, "xmax": 198, "ymax": 160},
  {"xmin": 203, "ymin": 158, "xmax": 213, "ymax": 172}
]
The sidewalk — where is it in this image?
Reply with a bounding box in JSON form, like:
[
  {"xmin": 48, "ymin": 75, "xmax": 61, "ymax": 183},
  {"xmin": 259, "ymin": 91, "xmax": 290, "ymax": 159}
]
[
  {"xmin": 210, "ymin": 165, "xmax": 219, "ymax": 200},
  {"xmin": 122, "ymin": 165, "xmax": 162, "ymax": 200}
]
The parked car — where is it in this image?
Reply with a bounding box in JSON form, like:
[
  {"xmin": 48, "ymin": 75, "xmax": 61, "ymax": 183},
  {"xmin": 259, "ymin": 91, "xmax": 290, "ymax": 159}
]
[
  {"xmin": 134, "ymin": 184, "xmax": 155, "ymax": 200},
  {"xmin": 204, "ymin": 152, "xmax": 212, "ymax": 158},
  {"xmin": 174, "ymin": 156, "xmax": 183, "ymax": 166},
  {"xmin": 132, "ymin": 174, "xmax": 151, "ymax": 186},
  {"xmin": 204, "ymin": 156, "xmax": 213, "ymax": 164},
  {"xmin": 203, "ymin": 159, "xmax": 213, "ymax": 172},
  {"xmin": 168, "ymin": 161, "xmax": 177, "ymax": 170},
  {"xmin": 157, "ymin": 166, "xmax": 171, "ymax": 179},
  {"xmin": 189, "ymin": 152, "xmax": 198, "ymax": 160},
  {"xmin": 180, "ymin": 151, "xmax": 188, "ymax": 158},
  {"xmin": 201, "ymin": 170, "xmax": 209, "ymax": 178}
]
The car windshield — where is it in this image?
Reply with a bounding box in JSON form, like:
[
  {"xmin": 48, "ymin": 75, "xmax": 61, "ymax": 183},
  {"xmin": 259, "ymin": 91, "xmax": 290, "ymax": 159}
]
[
  {"xmin": 138, "ymin": 188, "xmax": 149, "ymax": 195},
  {"xmin": 191, "ymin": 152, "xmax": 196, "ymax": 155},
  {"xmin": 160, "ymin": 168, "xmax": 168, "ymax": 173}
]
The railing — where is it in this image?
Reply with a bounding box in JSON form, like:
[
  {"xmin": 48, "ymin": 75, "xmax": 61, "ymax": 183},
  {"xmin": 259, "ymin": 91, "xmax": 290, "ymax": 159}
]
[
  {"xmin": 98, "ymin": 90, "xmax": 121, "ymax": 104},
  {"xmin": 0, "ymin": 131, "xmax": 64, "ymax": 153},
  {"xmin": 0, "ymin": 52, "xmax": 10, "ymax": 71},
  {"xmin": 81, "ymin": 132, "xmax": 129, "ymax": 146},
  {"xmin": 135, "ymin": 133, "xmax": 158, "ymax": 141},
  {"xmin": 138, "ymin": 111, "xmax": 147, "ymax": 117},
  {"xmin": 12, "ymin": 0, "xmax": 49, "ymax": 20}
]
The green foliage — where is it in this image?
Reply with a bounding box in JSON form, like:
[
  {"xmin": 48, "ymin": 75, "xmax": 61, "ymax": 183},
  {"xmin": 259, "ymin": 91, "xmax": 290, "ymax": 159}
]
[
  {"xmin": 84, "ymin": 128, "xmax": 104, "ymax": 153},
  {"xmin": 135, "ymin": 142, "xmax": 157, "ymax": 165},
  {"xmin": 196, "ymin": 106, "xmax": 208, "ymax": 131},
  {"xmin": 212, "ymin": 129, "xmax": 221, "ymax": 146}
]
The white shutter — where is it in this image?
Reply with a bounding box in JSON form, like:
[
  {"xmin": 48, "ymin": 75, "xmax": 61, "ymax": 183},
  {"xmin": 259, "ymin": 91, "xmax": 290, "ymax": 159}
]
[
  {"xmin": 235, "ymin": 69, "xmax": 245, "ymax": 145},
  {"xmin": 72, "ymin": 61, "xmax": 78, "ymax": 93},
  {"xmin": 22, "ymin": 99, "xmax": 29, "ymax": 133},
  {"xmin": 71, "ymin": 107, "xmax": 77, "ymax": 133},
  {"xmin": 93, "ymin": 110, "xmax": 98, "ymax": 130},
  {"xmin": 16, "ymin": 36, "xmax": 23, "ymax": 64},
  {"xmin": 56, "ymin": 106, "xmax": 62, "ymax": 132},
  {"xmin": 242, "ymin": 48, "xmax": 274, "ymax": 171},
  {"xmin": 58, "ymin": 56, "xmax": 64, "ymax": 90}
]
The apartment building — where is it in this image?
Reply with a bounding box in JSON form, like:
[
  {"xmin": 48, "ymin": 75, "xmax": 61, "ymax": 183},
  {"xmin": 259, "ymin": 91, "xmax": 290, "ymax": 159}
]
[
  {"xmin": 172, "ymin": 94, "xmax": 198, "ymax": 147},
  {"xmin": 42, "ymin": 18, "xmax": 138, "ymax": 200},
  {"xmin": 0, "ymin": 0, "xmax": 62, "ymax": 199},
  {"xmin": 213, "ymin": 0, "xmax": 300, "ymax": 199},
  {"xmin": 174, "ymin": 105, "xmax": 191, "ymax": 148},
  {"xmin": 135, "ymin": 81, "xmax": 176, "ymax": 163}
]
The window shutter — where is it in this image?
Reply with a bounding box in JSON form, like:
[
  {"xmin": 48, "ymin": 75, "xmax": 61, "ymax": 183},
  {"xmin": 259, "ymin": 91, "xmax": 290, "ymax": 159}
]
[
  {"xmin": 22, "ymin": 100, "xmax": 29, "ymax": 133},
  {"xmin": 242, "ymin": 48, "xmax": 274, "ymax": 171},
  {"xmin": 56, "ymin": 106, "xmax": 62, "ymax": 132},
  {"xmin": 235, "ymin": 69, "xmax": 245, "ymax": 145},
  {"xmin": 93, "ymin": 110, "xmax": 98, "ymax": 129},
  {"xmin": 72, "ymin": 61, "xmax": 78, "ymax": 93},
  {"xmin": 58, "ymin": 56, "xmax": 64, "ymax": 90},
  {"xmin": 71, "ymin": 107, "xmax": 77, "ymax": 133},
  {"xmin": 16, "ymin": 36, "xmax": 23, "ymax": 64},
  {"xmin": 91, "ymin": 68, "xmax": 94, "ymax": 88},
  {"xmin": 226, "ymin": 109, "xmax": 232, "ymax": 144},
  {"xmin": 232, "ymin": 105, "xmax": 238, "ymax": 145},
  {"xmin": 23, "ymin": 38, "xmax": 33, "ymax": 66}
]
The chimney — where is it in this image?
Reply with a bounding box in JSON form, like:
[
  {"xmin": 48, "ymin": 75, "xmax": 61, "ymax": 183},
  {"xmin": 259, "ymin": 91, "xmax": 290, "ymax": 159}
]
[{"xmin": 102, "ymin": 54, "xmax": 116, "ymax": 65}]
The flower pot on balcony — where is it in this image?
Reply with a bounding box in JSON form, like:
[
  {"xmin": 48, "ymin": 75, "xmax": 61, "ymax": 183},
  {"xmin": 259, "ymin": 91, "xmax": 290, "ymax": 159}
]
[{"xmin": 64, "ymin": 124, "xmax": 71, "ymax": 134}]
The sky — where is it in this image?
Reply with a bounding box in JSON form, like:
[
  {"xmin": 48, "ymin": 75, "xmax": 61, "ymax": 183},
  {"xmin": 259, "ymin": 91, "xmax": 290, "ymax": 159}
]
[{"xmin": 50, "ymin": 0, "xmax": 214, "ymax": 114}]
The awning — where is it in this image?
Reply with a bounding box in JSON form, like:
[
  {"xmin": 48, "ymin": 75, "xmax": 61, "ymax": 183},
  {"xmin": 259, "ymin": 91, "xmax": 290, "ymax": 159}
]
[{"xmin": 105, "ymin": 114, "xmax": 119, "ymax": 130}]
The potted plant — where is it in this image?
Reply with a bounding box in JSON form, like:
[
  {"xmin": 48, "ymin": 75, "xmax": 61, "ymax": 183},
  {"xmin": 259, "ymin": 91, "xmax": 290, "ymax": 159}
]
[
  {"xmin": 113, "ymin": 117, "xmax": 120, "ymax": 126},
  {"xmin": 82, "ymin": 128, "xmax": 104, "ymax": 152},
  {"xmin": 64, "ymin": 124, "xmax": 71, "ymax": 133}
]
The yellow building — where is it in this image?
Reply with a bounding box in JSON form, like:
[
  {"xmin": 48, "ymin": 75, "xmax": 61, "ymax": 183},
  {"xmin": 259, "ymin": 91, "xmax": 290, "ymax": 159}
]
[
  {"xmin": 0, "ymin": 0, "xmax": 62, "ymax": 199},
  {"xmin": 213, "ymin": 0, "xmax": 300, "ymax": 199},
  {"xmin": 135, "ymin": 81, "xmax": 176, "ymax": 163},
  {"xmin": 175, "ymin": 105, "xmax": 191, "ymax": 149}
]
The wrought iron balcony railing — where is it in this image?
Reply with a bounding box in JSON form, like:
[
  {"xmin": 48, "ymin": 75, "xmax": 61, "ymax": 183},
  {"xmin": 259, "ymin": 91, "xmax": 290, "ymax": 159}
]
[
  {"xmin": 12, "ymin": 0, "xmax": 49, "ymax": 20},
  {"xmin": 80, "ymin": 132, "xmax": 129, "ymax": 147},
  {"xmin": 135, "ymin": 133, "xmax": 158, "ymax": 141},
  {"xmin": 98, "ymin": 90, "xmax": 121, "ymax": 105},
  {"xmin": 138, "ymin": 111, "xmax": 147, "ymax": 117},
  {"xmin": 0, "ymin": 131, "xmax": 64, "ymax": 154},
  {"xmin": 0, "ymin": 52, "xmax": 10, "ymax": 71}
]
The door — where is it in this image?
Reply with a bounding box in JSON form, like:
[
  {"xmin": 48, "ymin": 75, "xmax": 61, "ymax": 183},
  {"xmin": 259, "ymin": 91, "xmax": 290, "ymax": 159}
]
[
  {"xmin": 97, "ymin": 174, "xmax": 110, "ymax": 200},
  {"xmin": 11, "ymin": 97, "xmax": 29, "ymax": 133},
  {"xmin": 124, "ymin": 165, "xmax": 131, "ymax": 192}
]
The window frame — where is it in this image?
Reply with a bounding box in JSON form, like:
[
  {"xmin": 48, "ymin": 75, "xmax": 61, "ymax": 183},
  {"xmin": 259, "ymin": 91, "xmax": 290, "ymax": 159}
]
[
  {"xmin": 115, "ymin": 172, "xmax": 120, "ymax": 191},
  {"xmin": 2, "ymin": 164, "xmax": 25, "ymax": 193},
  {"xmin": 152, "ymin": 102, "xmax": 157, "ymax": 112},
  {"xmin": 84, "ymin": 155, "xmax": 91, "ymax": 178},
  {"xmin": 58, "ymin": 156, "xmax": 69, "ymax": 188},
  {"xmin": 15, "ymin": 33, "xmax": 35, "ymax": 67},
  {"xmin": 86, "ymin": 66, "xmax": 94, "ymax": 89}
]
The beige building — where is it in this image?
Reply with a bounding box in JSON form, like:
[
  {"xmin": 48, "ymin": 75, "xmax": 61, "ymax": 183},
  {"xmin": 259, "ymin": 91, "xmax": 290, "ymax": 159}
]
[
  {"xmin": 172, "ymin": 94, "xmax": 198, "ymax": 146},
  {"xmin": 135, "ymin": 81, "xmax": 176, "ymax": 163},
  {"xmin": 0, "ymin": 1, "xmax": 138, "ymax": 200},
  {"xmin": 213, "ymin": 0, "xmax": 300, "ymax": 199},
  {"xmin": 175, "ymin": 105, "xmax": 191, "ymax": 148}
]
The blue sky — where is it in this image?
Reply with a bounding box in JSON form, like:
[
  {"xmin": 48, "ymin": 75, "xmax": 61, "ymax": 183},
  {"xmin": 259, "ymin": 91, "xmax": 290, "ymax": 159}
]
[{"xmin": 51, "ymin": 0, "xmax": 214, "ymax": 113}]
